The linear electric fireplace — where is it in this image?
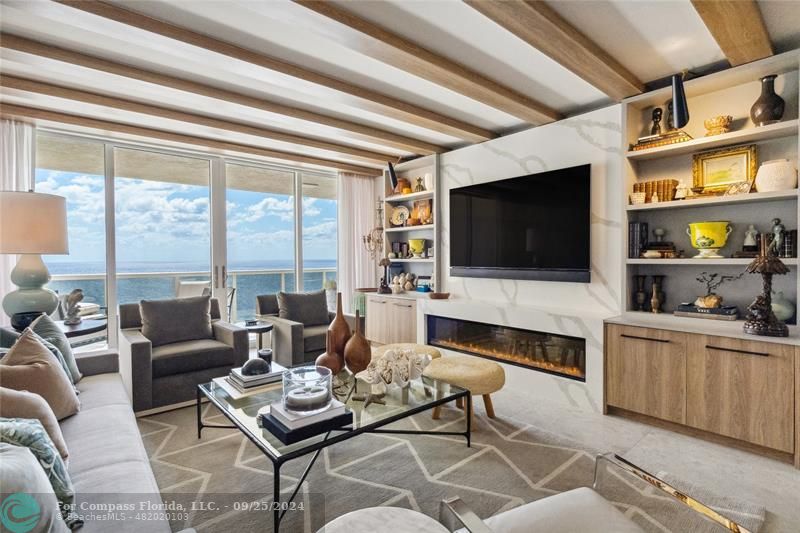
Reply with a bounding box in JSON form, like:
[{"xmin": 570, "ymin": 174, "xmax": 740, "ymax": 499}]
[{"xmin": 427, "ymin": 315, "xmax": 586, "ymax": 381}]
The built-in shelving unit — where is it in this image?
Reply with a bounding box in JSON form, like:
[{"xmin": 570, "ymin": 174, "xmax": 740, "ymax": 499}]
[
  {"xmin": 381, "ymin": 155, "xmax": 440, "ymax": 289},
  {"xmin": 627, "ymin": 258, "xmax": 799, "ymax": 266},
  {"xmin": 621, "ymin": 50, "xmax": 800, "ymax": 320},
  {"xmin": 627, "ymin": 189, "xmax": 797, "ymax": 211},
  {"xmin": 626, "ymin": 119, "xmax": 798, "ymax": 160},
  {"xmin": 385, "ymin": 190, "xmax": 434, "ymax": 202},
  {"xmin": 384, "ymin": 224, "xmax": 435, "ymax": 233}
]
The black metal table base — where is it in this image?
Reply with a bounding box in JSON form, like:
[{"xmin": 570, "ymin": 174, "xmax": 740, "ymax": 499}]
[{"xmin": 196, "ymin": 389, "xmax": 471, "ymax": 532}]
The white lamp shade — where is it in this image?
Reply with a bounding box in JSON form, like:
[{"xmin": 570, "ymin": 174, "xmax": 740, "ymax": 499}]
[{"xmin": 0, "ymin": 191, "xmax": 69, "ymax": 254}]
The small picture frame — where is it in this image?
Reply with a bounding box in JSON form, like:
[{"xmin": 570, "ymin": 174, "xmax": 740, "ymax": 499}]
[
  {"xmin": 692, "ymin": 144, "xmax": 757, "ymax": 194},
  {"xmin": 723, "ymin": 181, "xmax": 752, "ymax": 196}
]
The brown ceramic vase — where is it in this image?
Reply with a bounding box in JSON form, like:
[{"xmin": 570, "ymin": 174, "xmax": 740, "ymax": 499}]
[
  {"xmin": 315, "ymin": 331, "xmax": 343, "ymax": 374},
  {"xmin": 327, "ymin": 292, "xmax": 350, "ymax": 370},
  {"xmin": 344, "ymin": 310, "xmax": 371, "ymax": 375}
]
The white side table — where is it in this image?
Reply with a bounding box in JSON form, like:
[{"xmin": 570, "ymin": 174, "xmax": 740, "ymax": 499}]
[{"xmin": 318, "ymin": 507, "xmax": 450, "ymax": 533}]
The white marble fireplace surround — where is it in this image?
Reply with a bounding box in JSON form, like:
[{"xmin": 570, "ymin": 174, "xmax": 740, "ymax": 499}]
[{"xmin": 420, "ymin": 105, "xmax": 624, "ymax": 413}]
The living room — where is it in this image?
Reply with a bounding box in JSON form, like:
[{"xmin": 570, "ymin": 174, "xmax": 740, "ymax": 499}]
[{"xmin": 1, "ymin": 1, "xmax": 799, "ymax": 532}]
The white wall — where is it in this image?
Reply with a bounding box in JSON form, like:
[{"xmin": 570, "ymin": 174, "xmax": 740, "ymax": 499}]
[{"xmin": 421, "ymin": 105, "xmax": 624, "ymax": 412}]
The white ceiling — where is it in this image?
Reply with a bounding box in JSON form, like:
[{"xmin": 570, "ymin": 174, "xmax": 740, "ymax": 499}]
[{"xmin": 1, "ymin": 0, "xmax": 798, "ymax": 174}]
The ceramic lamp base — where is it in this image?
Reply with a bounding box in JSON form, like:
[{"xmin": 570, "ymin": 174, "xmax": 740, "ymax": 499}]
[{"xmin": 1, "ymin": 254, "xmax": 59, "ymax": 320}]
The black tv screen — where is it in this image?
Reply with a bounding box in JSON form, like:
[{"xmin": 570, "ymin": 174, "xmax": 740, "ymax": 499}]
[{"xmin": 449, "ymin": 164, "xmax": 591, "ymax": 283}]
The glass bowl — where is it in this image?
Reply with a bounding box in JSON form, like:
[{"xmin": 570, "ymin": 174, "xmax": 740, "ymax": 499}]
[{"xmin": 282, "ymin": 365, "xmax": 332, "ymax": 415}]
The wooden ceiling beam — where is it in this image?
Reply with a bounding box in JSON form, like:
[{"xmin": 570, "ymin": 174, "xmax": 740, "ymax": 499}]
[
  {"xmin": 0, "ymin": 33, "xmax": 443, "ymax": 155},
  {"xmin": 690, "ymin": 0, "xmax": 773, "ymax": 66},
  {"xmin": 294, "ymin": 0, "xmax": 562, "ymax": 124},
  {"xmin": 464, "ymin": 0, "xmax": 644, "ymax": 101},
  {"xmin": 53, "ymin": 0, "xmax": 496, "ymax": 143},
  {"xmin": 0, "ymin": 75, "xmax": 393, "ymax": 166},
  {"xmin": 0, "ymin": 103, "xmax": 380, "ymax": 175}
]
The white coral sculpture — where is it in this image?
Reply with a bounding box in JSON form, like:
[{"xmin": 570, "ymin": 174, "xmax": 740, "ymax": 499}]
[{"xmin": 356, "ymin": 348, "xmax": 431, "ymax": 394}]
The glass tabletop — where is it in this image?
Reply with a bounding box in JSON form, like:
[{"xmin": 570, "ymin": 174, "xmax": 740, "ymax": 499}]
[{"xmin": 198, "ymin": 376, "xmax": 467, "ymax": 461}]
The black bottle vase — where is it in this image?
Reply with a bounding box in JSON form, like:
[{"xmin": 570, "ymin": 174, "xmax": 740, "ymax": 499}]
[{"xmin": 750, "ymin": 74, "xmax": 785, "ymax": 126}]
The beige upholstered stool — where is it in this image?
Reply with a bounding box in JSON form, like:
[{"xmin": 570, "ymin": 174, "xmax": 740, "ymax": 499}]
[
  {"xmin": 423, "ymin": 355, "xmax": 505, "ymax": 420},
  {"xmin": 371, "ymin": 343, "xmax": 442, "ymax": 361}
]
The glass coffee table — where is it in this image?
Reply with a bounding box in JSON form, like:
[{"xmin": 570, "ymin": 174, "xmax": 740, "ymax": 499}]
[{"xmin": 196, "ymin": 376, "xmax": 470, "ymax": 532}]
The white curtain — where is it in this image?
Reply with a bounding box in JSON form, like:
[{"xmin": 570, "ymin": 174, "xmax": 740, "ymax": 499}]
[
  {"xmin": 0, "ymin": 119, "xmax": 36, "ymax": 326},
  {"xmin": 337, "ymin": 172, "xmax": 379, "ymax": 313}
]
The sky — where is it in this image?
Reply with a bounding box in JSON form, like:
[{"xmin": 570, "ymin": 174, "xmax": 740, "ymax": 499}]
[{"xmin": 35, "ymin": 169, "xmax": 337, "ymax": 270}]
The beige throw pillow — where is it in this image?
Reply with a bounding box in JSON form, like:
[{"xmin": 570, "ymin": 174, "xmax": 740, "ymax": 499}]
[
  {"xmin": 0, "ymin": 329, "xmax": 80, "ymax": 420},
  {"xmin": 0, "ymin": 387, "xmax": 69, "ymax": 460}
]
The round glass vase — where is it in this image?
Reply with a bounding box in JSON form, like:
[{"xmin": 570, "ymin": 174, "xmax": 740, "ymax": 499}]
[{"xmin": 282, "ymin": 366, "xmax": 333, "ymax": 415}]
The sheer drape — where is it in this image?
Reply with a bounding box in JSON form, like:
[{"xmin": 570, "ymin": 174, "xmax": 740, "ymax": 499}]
[
  {"xmin": 337, "ymin": 172, "xmax": 378, "ymax": 313},
  {"xmin": 0, "ymin": 119, "xmax": 36, "ymax": 326}
]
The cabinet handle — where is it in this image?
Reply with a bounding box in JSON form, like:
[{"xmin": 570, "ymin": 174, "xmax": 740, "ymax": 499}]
[
  {"xmin": 705, "ymin": 345, "xmax": 769, "ymax": 357},
  {"xmin": 620, "ymin": 334, "xmax": 669, "ymax": 344},
  {"xmin": 392, "ymin": 303, "xmax": 413, "ymax": 308},
  {"xmin": 373, "ymin": 301, "xmax": 386, "ymax": 304}
]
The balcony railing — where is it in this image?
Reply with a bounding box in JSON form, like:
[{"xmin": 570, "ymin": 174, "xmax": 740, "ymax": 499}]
[{"xmin": 48, "ymin": 267, "xmax": 336, "ymax": 322}]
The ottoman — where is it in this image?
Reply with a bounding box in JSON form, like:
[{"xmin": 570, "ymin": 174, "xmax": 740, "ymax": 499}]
[{"xmin": 423, "ymin": 355, "xmax": 505, "ymax": 420}]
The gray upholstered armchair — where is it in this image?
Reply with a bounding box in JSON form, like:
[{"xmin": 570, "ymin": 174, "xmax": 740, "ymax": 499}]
[
  {"xmin": 256, "ymin": 291, "xmax": 334, "ymax": 367},
  {"xmin": 119, "ymin": 296, "xmax": 248, "ymax": 412}
]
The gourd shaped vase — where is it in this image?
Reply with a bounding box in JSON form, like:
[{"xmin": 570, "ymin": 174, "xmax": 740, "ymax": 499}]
[
  {"xmin": 750, "ymin": 75, "xmax": 785, "ymax": 126},
  {"xmin": 344, "ymin": 310, "xmax": 371, "ymax": 375},
  {"xmin": 327, "ymin": 292, "xmax": 351, "ymax": 369},
  {"xmin": 316, "ymin": 330, "xmax": 343, "ymax": 374}
]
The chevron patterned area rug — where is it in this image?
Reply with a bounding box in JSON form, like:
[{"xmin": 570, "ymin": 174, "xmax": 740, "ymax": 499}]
[{"xmin": 137, "ymin": 402, "xmax": 762, "ymax": 533}]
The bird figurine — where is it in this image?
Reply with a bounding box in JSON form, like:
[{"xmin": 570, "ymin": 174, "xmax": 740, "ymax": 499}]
[{"xmin": 63, "ymin": 289, "xmax": 84, "ymax": 325}]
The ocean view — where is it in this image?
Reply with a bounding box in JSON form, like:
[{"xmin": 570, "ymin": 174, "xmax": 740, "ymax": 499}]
[{"xmin": 46, "ymin": 259, "xmax": 337, "ymax": 320}]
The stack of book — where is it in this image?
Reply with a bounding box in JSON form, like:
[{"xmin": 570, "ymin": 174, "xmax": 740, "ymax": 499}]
[
  {"xmin": 258, "ymin": 399, "xmax": 353, "ymax": 444},
  {"xmin": 629, "ymin": 131, "xmax": 692, "ymax": 151},
  {"xmin": 674, "ymin": 303, "xmax": 739, "ymax": 321},
  {"xmin": 628, "ymin": 222, "xmax": 648, "ymax": 258},
  {"xmin": 212, "ymin": 362, "xmax": 287, "ymax": 399},
  {"xmin": 227, "ymin": 363, "xmax": 285, "ymax": 393}
]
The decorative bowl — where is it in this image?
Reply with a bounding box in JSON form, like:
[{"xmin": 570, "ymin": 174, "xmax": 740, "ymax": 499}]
[
  {"xmin": 282, "ymin": 366, "xmax": 332, "ymax": 415},
  {"xmin": 686, "ymin": 221, "xmax": 732, "ymax": 258},
  {"xmin": 629, "ymin": 192, "xmax": 646, "ymax": 205},
  {"xmin": 755, "ymin": 159, "xmax": 797, "ymax": 192},
  {"xmin": 703, "ymin": 115, "xmax": 733, "ymax": 136},
  {"xmin": 408, "ymin": 238, "xmax": 426, "ymax": 257},
  {"xmin": 429, "ymin": 292, "xmax": 450, "ymax": 300}
]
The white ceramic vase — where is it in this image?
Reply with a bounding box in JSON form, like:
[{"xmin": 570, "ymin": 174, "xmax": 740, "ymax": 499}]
[{"xmin": 755, "ymin": 159, "xmax": 797, "ymax": 192}]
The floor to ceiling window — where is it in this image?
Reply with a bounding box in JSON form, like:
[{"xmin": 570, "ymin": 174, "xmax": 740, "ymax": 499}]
[
  {"xmin": 34, "ymin": 133, "xmax": 107, "ymax": 346},
  {"xmin": 113, "ymin": 147, "xmax": 212, "ymax": 306},
  {"xmin": 225, "ymin": 162, "xmax": 296, "ymax": 321},
  {"xmin": 302, "ymin": 172, "xmax": 337, "ymax": 293},
  {"xmin": 33, "ymin": 130, "xmax": 339, "ymax": 336}
]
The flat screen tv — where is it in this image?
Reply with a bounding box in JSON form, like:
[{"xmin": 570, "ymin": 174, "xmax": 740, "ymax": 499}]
[{"xmin": 449, "ymin": 164, "xmax": 591, "ymax": 283}]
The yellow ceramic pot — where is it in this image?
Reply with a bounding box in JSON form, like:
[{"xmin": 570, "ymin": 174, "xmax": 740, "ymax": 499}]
[
  {"xmin": 408, "ymin": 239, "xmax": 426, "ymax": 258},
  {"xmin": 686, "ymin": 221, "xmax": 732, "ymax": 258}
]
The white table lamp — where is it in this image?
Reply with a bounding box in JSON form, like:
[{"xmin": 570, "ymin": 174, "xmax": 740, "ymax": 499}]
[{"xmin": 0, "ymin": 191, "xmax": 69, "ymax": 326}]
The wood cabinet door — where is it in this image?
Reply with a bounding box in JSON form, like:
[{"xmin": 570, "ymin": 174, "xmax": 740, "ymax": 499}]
[
  {"xmin": 605, "ymin": 324, "xmax": 687, "ymax": 424},
  {"xmin": 687, "ymin": 334, "xmax": 794, "ymax": 452},
  {"xmin": 365, "ymin": 296, "xmax": 388, "ymax": 344},
  {"xmin": 388, "ymin": 299, "xmax": 417, "ymax": 343}
]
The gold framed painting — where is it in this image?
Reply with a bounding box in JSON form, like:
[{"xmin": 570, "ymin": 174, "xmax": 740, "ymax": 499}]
[{"xmin": 692, "ymin": 144, "xmax": 757, "ymax": 194}]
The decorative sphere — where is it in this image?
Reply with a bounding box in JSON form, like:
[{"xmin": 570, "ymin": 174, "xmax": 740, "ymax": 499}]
[{"xmin": 242, "ymin": 358, "xmax": 271, "ymax": 376}]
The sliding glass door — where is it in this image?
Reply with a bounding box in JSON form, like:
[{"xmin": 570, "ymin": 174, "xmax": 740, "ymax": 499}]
[
  {"xmin": 113, "ymin": 147, "xmax": 214, "ymax": 308},
  {"xmin": 225, "ymin": 162, "xmax": 296, "ymax": 321}
]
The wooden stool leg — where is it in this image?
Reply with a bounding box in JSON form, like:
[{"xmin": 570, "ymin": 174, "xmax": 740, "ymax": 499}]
[
  {"xmin": 483, "ymin": 394, "xmax": 496, "ymax": 418},
  {"xmin": 431, "ymin": 405, "xmax": 442, "ymax": 420},
  {"xmin": 455, "ymin": 396, "xmax": 464, "ymax": 409}
]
